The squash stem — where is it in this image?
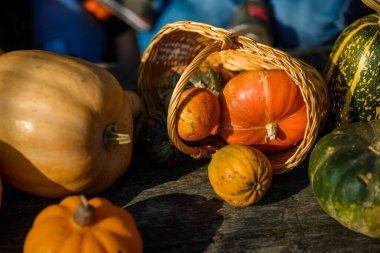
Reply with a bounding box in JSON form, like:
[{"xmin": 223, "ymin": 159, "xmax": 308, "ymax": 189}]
[
  {"xmin": 265, "ymin": 122, "xmax": 277, "ymax": 142},
  {"xmin": 362, "ymin": 0, "xmax": 380, "ymax": 25},
  {"xmin": 253, "ymin": 182, "xmax": 262, "ymax": 191},
  {"xmin": 368, "ymin": 140, "xmax": 380, "ymax": 156},
  {"xmin": 357, "ymin": 173, "xmax": 373, "ymax": 186},
  {"xmin": 73, "ymin": 195, "xmax": 95, "ymax": 227},
  {"xmin": 104, "ymin": 123, "xmax": 131, "ymax": 150}
]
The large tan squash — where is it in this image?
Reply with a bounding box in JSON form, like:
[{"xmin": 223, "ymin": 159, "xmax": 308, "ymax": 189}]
[{"xmin": 0, "ymin": 50, "xmax": 133, "ymax": 198}]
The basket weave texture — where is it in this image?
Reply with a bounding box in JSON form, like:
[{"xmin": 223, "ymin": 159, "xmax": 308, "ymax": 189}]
[{"xmin": 138, "ymin": 21, "xmax": 329, "ymax": 174}]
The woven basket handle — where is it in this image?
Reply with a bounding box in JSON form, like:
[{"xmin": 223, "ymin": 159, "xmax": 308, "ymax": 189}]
[{"xmin": 167, "ymin": 33, "xmax": 240, "ymax": 158}]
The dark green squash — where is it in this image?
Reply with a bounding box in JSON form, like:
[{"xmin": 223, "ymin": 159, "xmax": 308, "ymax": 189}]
[
  {"xmin": 138, "ymin": 112, "xmax": 186, "ymax": 166},
  {"xmin": 189, "ymin": 66, "xmax": 234, "ymax": 96},
  {"xmin": 324, "ymin": 0, "xmax": 380, "ymax": 126},
  {"xmin": 308, "ymin": 119, "xmax": 380, "ymax": 237}
]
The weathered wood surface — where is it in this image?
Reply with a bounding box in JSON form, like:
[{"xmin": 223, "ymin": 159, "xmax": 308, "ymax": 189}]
[
  {"xmin": 1, "ymin": 151, "xmax": 380, "ymax": 253},
  {"xmin": 1, "ymin": 49, "xmax": 380, "ymax": 252}
]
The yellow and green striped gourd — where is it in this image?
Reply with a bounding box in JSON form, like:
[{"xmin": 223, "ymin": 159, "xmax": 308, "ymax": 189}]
[{"xmin": 325, "ymin": 0, "xmax": 380, "ymax": 126}]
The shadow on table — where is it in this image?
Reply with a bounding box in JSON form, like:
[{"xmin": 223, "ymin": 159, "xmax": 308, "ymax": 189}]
[
  {"xmin": 127, "ymin": 193, "xmax": 224, "ymax": 253},
  {"xmin": 258, "ymin": 153, "xmax": 311, "ymax": 205},
  {"xmin": 103, "ymin": 143, "xmax": 313, "ymax": 208},
  {"xmin": 99, "ymin": 148, "xmax": 210, "ymax": 203},
  {"xmin": 0, "ymin": 185, "xmax": 58, "ymax": 253}
]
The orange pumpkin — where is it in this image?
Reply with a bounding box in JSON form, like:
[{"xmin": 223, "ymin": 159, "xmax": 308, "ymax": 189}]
[
  {"xmin": 208, "ymin": 144, "xmax": 272, "ymax": 206},
  {"xmin": 177, "ymin": 87, "xmax": 220, "ymax": 141},
  {"xmin": 219, "ymin": 69, "xmax": 307, "ymax": 153},
  {"xmin": 24, "ymin": 195, "xmax": 143, "ymax": 253}
]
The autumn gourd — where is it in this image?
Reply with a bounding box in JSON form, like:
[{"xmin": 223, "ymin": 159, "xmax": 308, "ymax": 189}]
[
  {"xmin": 158, "ymin": 66, "xmax": 232, "ymax": 112},
  {"xmin": 158, "ymin": 65, "xmax": 188, "ymax": 92},
  {"xmin": 124, "ymin": 90, "xmax": 147, "ymax": 146},
  {"xmin": 158, "ymin": 65, "xmax": 189, "ymax": 112},
  {"xmin": 138, "ymin": 112, "xmax": 185, "ymax": 165},
  {"xmin": 324, "ymin": 0, "xmax": 380, "ymax": 126},
  {"xmin": 208, "ymin": 144, "xmax": 273, "ymax": 207},
  {"xmin": 309, "ymin": 120, "xmax": 380, "ymax": 237},
  {"xmin": 219, "ymin": 69, "xmax": 307, "ymax": 153},
  {"xmin": 189, "ymin": 66, "xmax": 235, "ymax": 96},
  {"xmin": 124, "ymin": 90, "xmax": 146, "ymax": 120},
  {"xmin": 0, "ymin": 50, "xmax": 134, "ymax": 198},
  {"xmin": 24, "ymin": 195, "xmax": 143, "ymax": 253},
  {"xmin": 177, "ymin": 87, "xmax": 220, "ymax": 141}
]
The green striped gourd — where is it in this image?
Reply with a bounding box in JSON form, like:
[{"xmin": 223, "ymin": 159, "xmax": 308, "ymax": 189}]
[{"xmin": 324, "ymin": 0, "xmax": 380, "ymax": 126}]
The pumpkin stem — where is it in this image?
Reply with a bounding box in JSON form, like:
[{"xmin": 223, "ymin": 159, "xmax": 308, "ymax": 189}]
[
  {"xmin": 357, "ymin": 173, "xmax": 373, "ymax": 186},
  {"xmin": 362, "ymin": 0, "xmax": 380, "ymax": 24},
  {"xmin": 104, "ymin": 123, "xmax": 131, "ymax": 150},
  {"xmin": 265, "ymin": 122, "xmax": 277, "ymax": 142},
  {"xmin": 368, "ymin": 139, "xmax": 380, "ymax": 156},
  {"xmin": 73, "ymin": 195, "xmax": 95, "ymax": 227},
  {"xmin": 253, "ymin": 182, "xmax": 262, "ymax": 191}
]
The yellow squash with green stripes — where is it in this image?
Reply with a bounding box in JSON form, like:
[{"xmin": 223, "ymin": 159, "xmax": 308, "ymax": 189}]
[{"xmin": 325, "ymin": 0, "xmax": 380, "ymax": 126}]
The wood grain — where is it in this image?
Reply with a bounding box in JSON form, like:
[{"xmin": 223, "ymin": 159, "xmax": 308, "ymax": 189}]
[{"xmin": 1, "ymin": 151, "xmax": 380, "ymax": 253}]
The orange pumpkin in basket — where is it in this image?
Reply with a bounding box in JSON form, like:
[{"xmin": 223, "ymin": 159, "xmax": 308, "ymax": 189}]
[
  {"xmin": 24, "ymin": 195, "xmax": 143, "ymax": 253},
  {"xmin": 219, "ymin": 69, "xmax": 307, "ymax": 153},
  {"xmin": 177, "ymin": 87, "xmax": 221, "ymax": 141}
]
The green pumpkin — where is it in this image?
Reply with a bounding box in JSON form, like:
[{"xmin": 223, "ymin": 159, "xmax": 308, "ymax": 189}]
[
  {"xmin": 189, "ymin": 66, "xmax": 234, "ymax": 96},
  {"xmin": 324, "ymin": 0, "xmax": 380, "ymax": 126},
  {"xmin": 138, "ymin": 112, "xmax": 185, "ymax": 166},
  {"xmin": 308, "ymin": 119, "xmax": 380, "ymax": 237}
]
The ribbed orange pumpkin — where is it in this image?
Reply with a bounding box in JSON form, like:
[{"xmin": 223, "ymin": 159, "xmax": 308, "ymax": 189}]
[
  {"xmin": 24, "ymin": 195, "xmax": 143, "ymax": 253},
  {"xmin": 219, "ymin": 69, "xmax": 307, "ymax": 153},
  {"xmin": 177, "ymin": 87, "xmax": 220, "ymax": 141},
  {"xmin": 208, "ymin": 144, "xmax": 273, "ymax": 206}
]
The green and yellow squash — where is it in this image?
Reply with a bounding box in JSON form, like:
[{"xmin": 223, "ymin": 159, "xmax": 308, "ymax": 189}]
[
  {"xmin": 308, "ymin": 119, "xmax": 380, "ymax": 237},
  {"xmin": 324, "ymin": 0, "xmax": 380, "ymax": 126}
]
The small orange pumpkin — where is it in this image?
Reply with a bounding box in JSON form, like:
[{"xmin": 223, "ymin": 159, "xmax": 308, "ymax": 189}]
[
  {"xmin": 24, "ymin": 195, "xmax": 143, "ymax": 253},
  {"xmin": 177, "ymin": 87, "xmax": 220, "ymax": 141},
  {"xmin": 219, "ymin": 69, "xmax": 307, "ymax": 153},
  {"xmin": 208, "ymin": 144, "xmax": 273, "ymax": 207}
]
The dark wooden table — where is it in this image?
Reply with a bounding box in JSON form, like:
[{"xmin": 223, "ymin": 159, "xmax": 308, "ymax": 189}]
[{"xmin": 1, "ymin": 48, "xmax": 380, "ymax": 253}]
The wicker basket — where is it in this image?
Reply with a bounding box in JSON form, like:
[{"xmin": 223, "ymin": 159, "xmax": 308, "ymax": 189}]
[{"xmin": 138, "ymin": 21, "xmax": 329, "ymax": 174}]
